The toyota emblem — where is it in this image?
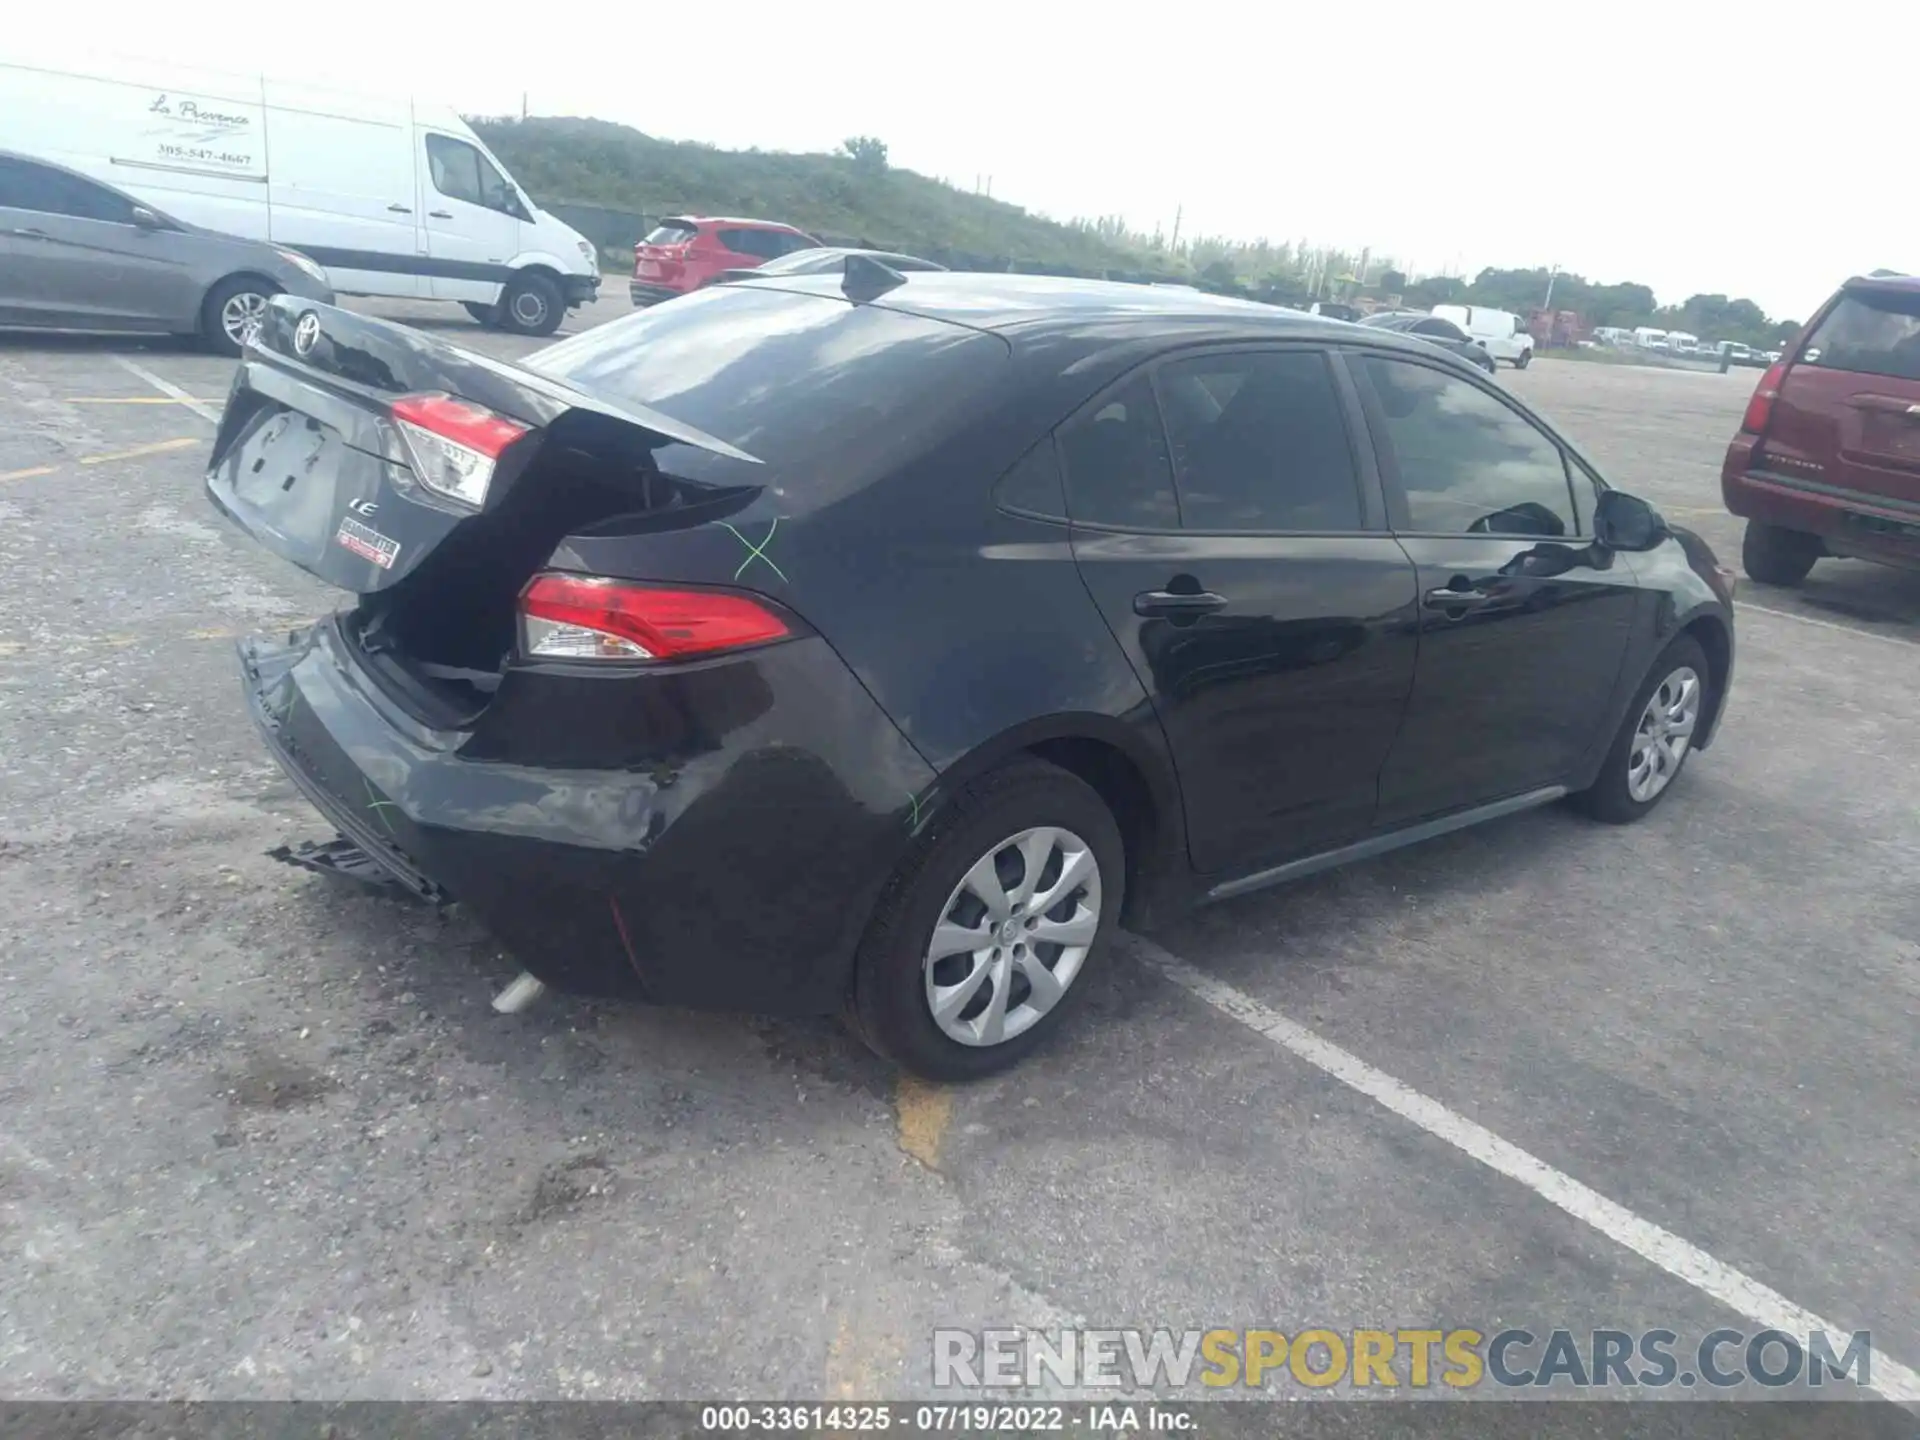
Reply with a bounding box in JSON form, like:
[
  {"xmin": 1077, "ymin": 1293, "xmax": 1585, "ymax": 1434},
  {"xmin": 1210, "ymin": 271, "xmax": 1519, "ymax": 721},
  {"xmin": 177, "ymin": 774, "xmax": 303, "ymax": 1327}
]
[{"xmin": 293, "ymin": 312, "xmax": 321, "ymax": 356}]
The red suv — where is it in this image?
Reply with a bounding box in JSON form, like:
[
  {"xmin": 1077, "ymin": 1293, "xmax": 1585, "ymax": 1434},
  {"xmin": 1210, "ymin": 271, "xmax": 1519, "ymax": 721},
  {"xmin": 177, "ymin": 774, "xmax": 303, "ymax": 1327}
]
[
  {"xmin": 1723, "ymin": 274, "xmax": 1920, "ymax": 585},
  {"xmin": 630, "ymin": 216, "xmax": 819, "ymax": 305}
]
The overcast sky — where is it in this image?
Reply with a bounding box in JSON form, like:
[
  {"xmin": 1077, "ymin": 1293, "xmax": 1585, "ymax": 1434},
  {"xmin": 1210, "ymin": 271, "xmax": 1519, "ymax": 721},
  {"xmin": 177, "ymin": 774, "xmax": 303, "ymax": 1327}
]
[{"xmin": 10, "ymin": 2, "xmax": 1901, "ymax": 320}]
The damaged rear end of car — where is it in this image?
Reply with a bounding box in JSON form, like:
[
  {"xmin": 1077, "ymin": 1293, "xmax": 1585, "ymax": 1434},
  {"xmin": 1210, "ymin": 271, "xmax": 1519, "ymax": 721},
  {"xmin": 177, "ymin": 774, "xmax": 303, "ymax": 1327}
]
[{"xmin": 209, "ymin": 297, "xmax": 943, "ymax": 1012}]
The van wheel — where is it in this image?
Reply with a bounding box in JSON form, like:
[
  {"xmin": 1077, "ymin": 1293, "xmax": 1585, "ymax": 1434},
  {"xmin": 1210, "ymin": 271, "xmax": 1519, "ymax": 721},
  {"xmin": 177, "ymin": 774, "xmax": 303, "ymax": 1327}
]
[
  {"xmin": 1742, "ymin": 521, "xmax": 1821, "ymax": 586},
  {"xmin": 498, "ymin": 273, "xmax": 563, "ymax": 336},
  {"xmin": 1513, "ymin": 348, "xmax": 1532, "ymax": 370},
  {"xmin": 848, "ymin": 758, "xmax": 1124, "ymax": 1081},
  {"xmin": 202, "ymin": 276, "xmax": 278, "ymax": 357},
  {"xmin": 463, "ymin": 301, "xmax": 501, "ymax": 328}
]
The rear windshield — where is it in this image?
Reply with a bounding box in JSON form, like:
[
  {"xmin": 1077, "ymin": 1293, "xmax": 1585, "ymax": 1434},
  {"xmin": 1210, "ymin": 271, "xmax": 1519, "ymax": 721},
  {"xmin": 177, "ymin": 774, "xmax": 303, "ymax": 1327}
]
[
  {"xmin": 1802, "ymin": 290, "xmax": 1920, "ymax": 382},
  {"xmin": 645, "ymin": 222, "xmax": 698, "ymax": 245},
  {"xmin": 528, "ymin": 286, "xmax": 1010, "ymax": 499}
]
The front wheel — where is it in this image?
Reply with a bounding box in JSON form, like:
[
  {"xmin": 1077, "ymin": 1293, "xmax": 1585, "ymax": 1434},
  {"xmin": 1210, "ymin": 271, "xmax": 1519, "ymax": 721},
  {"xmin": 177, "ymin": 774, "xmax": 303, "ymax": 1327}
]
[
  {"xmin": 497, "ymin": 272, "xmax": 563, "ymax": 336},
  {"xmin": 1513, "ymin": 347, "xmax": 1532, "ymax": 370},
  {"xmin": 202, "ymin": 276, "xmax": 278, "ymax": 357},
  {"xmin": 849, "ymin": 759, "xmax": 1124, "ymax": 1080},
  {"xmin": 1577, "ymin": 636, "xmax": 1709, "ymax": 824}
]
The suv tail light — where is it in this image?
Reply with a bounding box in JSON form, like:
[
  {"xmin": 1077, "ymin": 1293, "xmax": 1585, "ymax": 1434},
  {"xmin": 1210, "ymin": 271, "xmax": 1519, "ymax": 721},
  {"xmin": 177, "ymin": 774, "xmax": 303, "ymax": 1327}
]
[
  {"xmin": 392, "ymin": 393, "xmax": 528, "ymax": 509},
  {"xmin": 520, "ymin": 574, "xmax": 791, "ymax": 661},
  {"xmin": 1742, "ymin": 360, "xmax": 1789, "ymax": 435}
]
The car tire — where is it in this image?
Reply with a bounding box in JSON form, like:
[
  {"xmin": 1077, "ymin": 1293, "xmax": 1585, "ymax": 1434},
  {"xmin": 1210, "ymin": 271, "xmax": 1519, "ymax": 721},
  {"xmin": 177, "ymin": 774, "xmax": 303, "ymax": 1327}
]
[
  {"xmin": 1576, "ymin": 635, "xmax": 1710, "ymax": 824},
  {"xmin": 201, "ymin": 275, "xmax": 278, "ymax": 357},
  {"xmin": 497, "ymin": 272, "xmax": 563, "ymax": 336},
  {"xmin": 848, "ymin": 758, "xmax": 1124, "ymax": 1081},
  {"xmin": 1742, "ymin": 520, "xmax": 1821, "ymax": 587},
  {"xmin": 1513, "ymin": 348, "xmax": 1532, "ymax": 370},
  {"xmin": 463, "ymin": 300, "xmax": 501, "ymax": 328}
]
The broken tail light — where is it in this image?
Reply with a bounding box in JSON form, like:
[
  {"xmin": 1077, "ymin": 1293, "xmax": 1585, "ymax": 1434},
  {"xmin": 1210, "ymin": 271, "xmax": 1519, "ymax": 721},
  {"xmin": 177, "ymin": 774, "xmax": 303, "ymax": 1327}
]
[
  {"xmin": 519, "ymin": 574, "xmax": 791, "ymax": 662},
  {"xmin": 391, "ymin": 393, "xmax": 528, "ymax": 510}
]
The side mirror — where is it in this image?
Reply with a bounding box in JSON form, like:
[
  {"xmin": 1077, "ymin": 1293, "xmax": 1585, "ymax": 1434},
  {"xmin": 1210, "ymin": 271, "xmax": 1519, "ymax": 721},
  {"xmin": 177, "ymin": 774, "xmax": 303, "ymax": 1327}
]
[
  {"xmin": 1594, "ymin": 490, "xmax": 1668, "ymax": 551},
  {"xmin": 130, "ymin": 205, "xmax": 165, "ymax": 230}
]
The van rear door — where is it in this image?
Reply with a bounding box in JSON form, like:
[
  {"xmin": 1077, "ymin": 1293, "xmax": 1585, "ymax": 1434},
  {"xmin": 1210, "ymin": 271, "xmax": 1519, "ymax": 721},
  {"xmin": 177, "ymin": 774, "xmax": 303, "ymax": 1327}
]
[
  {"xmin": 262, "ymin": 82, "xmax": 423, "ymax": 298},
  {"xmin": 1766, "ymin": 281, "xmax": 1920, "ymax": 509}
]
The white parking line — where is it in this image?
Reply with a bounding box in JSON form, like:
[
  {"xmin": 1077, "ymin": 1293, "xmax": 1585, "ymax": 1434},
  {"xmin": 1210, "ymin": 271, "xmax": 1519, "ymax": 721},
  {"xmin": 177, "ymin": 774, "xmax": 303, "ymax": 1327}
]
[
  {"xmin": 110, "ymin": 356, "xmax": 223, "ymax": 426},
  {"xmin": 1120, "ymin": 932, "xmax": 1920, "ymax": 1403},
  {"xmin": 1741, "ymin": 602, "xmax": 1919, "ymax": 648}
]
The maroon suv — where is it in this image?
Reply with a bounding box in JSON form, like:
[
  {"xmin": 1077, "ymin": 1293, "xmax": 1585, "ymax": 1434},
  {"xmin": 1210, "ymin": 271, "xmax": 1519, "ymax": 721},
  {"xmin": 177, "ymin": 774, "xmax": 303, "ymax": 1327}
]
[{"xmin": 1723, "ymin": 274, "xmax": 1920, "ymax": 584}]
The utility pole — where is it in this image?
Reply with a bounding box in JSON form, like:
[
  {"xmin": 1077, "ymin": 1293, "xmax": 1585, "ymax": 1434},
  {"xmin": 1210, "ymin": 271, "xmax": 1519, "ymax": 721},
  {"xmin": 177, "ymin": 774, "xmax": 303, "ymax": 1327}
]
[
  {"xmin": 1543, "ymin": 263, "xmax": 1559, "ymax": 310},
  {"xmin": 1169, "ymin": 204, "xmax": 1183, "ymax": 253},
  {"xmin": 520, "ymin": 92, "xmax": 528, "ymax": 121}
]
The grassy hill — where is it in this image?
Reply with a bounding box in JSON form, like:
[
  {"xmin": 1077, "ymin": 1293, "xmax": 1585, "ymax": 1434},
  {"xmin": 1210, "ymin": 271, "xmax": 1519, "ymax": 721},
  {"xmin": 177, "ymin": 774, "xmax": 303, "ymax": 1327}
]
[{"xmin": 469, "ymin": 116, "xmax": 1150, "ymax": 275}]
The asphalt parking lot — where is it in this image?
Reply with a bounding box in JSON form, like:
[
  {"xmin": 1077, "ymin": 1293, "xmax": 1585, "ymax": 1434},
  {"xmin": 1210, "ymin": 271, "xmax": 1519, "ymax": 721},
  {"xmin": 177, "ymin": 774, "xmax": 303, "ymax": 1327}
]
[{"xmin": 1, "ymin": 292, "xmax": 1915, "ymax": 1407}]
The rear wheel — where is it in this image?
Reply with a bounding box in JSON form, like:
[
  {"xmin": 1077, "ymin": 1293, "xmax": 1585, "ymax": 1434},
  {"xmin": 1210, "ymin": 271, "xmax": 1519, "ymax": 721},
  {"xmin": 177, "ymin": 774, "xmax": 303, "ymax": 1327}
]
[
  {"xmin": 849, "ymin": 759, "xmax": 1123, "ymax": 1080},
  {"xmin": 1742, "ymin": 520, "xmax": 1821, "ymax": 587},
  {"xmin": 463, "ymin": 300, "xmax": 501, "ymax": 328},
  {"xmin": 1577, "ymin": 636, "xmax": 1709, "ymax": 824},
  {"xmin": 498, "ymin": 272, "xmax": 563, "ymax": 336},
  {"xmin": 202, "ymin": 276, "xmax": 278, "ymax": 357}
]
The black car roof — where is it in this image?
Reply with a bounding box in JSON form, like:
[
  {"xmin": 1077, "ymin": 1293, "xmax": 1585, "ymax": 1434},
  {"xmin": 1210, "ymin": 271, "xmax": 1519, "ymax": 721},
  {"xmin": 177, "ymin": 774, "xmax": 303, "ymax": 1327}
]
[{"xmin": 755, "ymin": 271, "xmax": 1359, "ymax": 344}]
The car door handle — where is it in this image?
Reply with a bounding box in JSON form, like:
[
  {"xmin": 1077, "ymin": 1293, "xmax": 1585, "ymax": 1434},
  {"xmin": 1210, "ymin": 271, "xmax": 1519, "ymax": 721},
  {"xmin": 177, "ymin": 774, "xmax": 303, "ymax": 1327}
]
[
  {"xmin": 1134, "ymin": 589, "xmax": 1227, "ymax": 618},
  {"xmin": 388, "ymin": 203, "xmax": 413, "ymax": 214},
  {"xmin": 1423, "ymin": 585, "xmax": 1492, "ymax": 609},
  {"xmin": 428, "ymin": 210, "xmax": 453, "ymax": 219},
  {"xmin": 5, "ymin": 225, "xmax": 47, "ymax": 237}
]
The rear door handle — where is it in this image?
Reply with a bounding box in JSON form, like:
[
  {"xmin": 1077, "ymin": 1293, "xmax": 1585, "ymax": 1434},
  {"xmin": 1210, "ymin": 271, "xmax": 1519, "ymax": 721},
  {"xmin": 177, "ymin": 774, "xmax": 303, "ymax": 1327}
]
[
  {"xmin": 5, "ymin": 226, "xmax": 47, "ymax": 238},
  {"xmin": 387, "ymin": 203, "xmax": 413, "ymax": 214},
  {"xmin": 1424, "ymin": 586, "xmax": 1492, "ymax": 609},
  {"xmin": 428, "ymin": 210, "xmax": 453, "ymax": 219},
  {"xmin": 1134, "ymin": 589, "xmax": 1227, "ymax": 618}
]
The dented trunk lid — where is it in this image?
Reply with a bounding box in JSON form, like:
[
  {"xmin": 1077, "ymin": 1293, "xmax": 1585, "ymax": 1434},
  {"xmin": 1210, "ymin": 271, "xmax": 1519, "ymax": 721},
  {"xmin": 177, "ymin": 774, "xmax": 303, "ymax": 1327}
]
[{"xmin": 204, "ymin": 299, "xmax": 757, "ymax": 595}]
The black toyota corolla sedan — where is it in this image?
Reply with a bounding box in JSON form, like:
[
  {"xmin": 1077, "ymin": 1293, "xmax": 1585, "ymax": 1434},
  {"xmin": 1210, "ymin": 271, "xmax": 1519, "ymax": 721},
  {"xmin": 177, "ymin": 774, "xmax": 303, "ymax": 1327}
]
[{"xmin": 207, "ymin": 271, "xmax": 1736, "ymax": 1079}]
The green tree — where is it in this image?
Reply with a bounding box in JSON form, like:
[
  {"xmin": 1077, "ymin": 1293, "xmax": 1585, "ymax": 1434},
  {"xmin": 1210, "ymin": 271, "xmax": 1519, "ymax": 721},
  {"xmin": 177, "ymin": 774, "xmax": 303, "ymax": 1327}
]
[{"xmin": 840, "ymin": 136, "xmax": 889, "ymax": 175}]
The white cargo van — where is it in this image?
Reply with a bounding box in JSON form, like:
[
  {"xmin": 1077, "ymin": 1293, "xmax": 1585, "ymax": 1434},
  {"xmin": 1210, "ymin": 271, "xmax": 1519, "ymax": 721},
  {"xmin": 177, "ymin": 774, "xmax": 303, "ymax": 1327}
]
[
  {"xmin": 0, "ymin": 50, "xmax": 600, "ymax": 334},
  {"xmin": 1429, "ymin": 305, "xmax": 1534, "ymax": 368}
]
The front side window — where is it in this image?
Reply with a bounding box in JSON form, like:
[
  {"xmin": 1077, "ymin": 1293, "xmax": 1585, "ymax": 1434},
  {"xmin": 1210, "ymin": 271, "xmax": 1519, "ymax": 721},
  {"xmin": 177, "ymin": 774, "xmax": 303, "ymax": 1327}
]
[
  {"xmin": 426, "ymin": 135, "xmax": 518, "ymax": 215},
  {"xmin": 1056, "ymin": 374, "xmax": 1180, "ymax": 530},
  {"xmin": 1156, "ymin": 350, "xmax": 1362, "ymax": 532},
  {"xmin": 1362, "ymin": 357, "xmax": 1577, "ymax": 538}
]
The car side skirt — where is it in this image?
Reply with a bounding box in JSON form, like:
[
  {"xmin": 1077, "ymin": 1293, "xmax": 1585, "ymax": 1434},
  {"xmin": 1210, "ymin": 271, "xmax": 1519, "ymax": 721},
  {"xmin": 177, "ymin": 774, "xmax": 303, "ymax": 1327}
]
[{"xmin": 1204, "ymin": 784, "xmax": 1569, "ymax": 904}]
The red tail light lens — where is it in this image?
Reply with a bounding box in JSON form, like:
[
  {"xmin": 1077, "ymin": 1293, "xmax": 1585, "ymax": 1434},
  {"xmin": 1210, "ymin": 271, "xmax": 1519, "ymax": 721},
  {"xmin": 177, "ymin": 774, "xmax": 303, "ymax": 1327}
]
[
  {"xmin": 1742, "ymin": 360, "xmax": 1789, "ymax": 435},
  {"xmin": 520, "ymin": 574, "xmax": 791, "ymax": 662},
  {"xmin": 391, "ymin": 393, "xmax": 528, "ymax": 509}
]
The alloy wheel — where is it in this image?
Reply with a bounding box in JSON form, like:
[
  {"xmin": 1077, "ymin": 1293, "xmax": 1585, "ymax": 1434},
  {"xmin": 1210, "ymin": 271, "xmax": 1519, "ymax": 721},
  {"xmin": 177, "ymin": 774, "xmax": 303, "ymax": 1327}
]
[
  {"xmin": 1627, "ymin": 665, "xmax": 1701, "ymax": 802},
  {"xmin": 221, "ymin": 291, "xmax": 270, "ymax": 347},
  {"xmin": 923, "ymin": 825, "xmax": 1102, "ymax": 1047}
]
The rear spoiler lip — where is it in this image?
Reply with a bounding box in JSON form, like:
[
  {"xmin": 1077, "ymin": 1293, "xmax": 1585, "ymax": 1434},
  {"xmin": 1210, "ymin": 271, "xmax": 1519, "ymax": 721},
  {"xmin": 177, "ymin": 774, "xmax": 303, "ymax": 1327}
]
[{"xmin": 252, "ymin": 298, "xmax": 761, "ymax": 467}]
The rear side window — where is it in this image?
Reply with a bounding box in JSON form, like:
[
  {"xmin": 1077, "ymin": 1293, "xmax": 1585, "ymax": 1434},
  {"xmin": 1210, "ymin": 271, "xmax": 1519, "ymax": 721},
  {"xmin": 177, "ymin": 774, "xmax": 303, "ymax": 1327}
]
[
  {"xmin": 0, "ymin": 156, "xmax": 134, "ymax": 222},
  {"xmin": 1156, "ymin": 350, "xmax": 1362, "ymax": 532},
  {"xmin": 1056, "ymin": 375, "xmax": 1180, "ymax": 530},
  {"xmin": 645, "ymin": 222, "xmax": 698, "ymax": 245},
  {"xmin": 721, "ymin": 228, "xmax": 797, "ymax": 260},
  {"xmin": 1801, "ymin": 290, "xmax": 1920, "ymax": 382}
]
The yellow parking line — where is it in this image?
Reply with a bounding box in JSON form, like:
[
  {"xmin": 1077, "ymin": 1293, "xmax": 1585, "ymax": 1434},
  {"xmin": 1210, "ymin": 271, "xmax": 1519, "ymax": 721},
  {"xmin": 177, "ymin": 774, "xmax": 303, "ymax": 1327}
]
[
  {"xmin": 895, "ymin": 1075, "xmax": 953, "ymax": 1170},
  {"xmin": 77, "ymin": 437, "xmax": 200, "ymax": 466},
  {"xmin": 0, "ymin": 465, "xmax": 59, "ymax": 483}
]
